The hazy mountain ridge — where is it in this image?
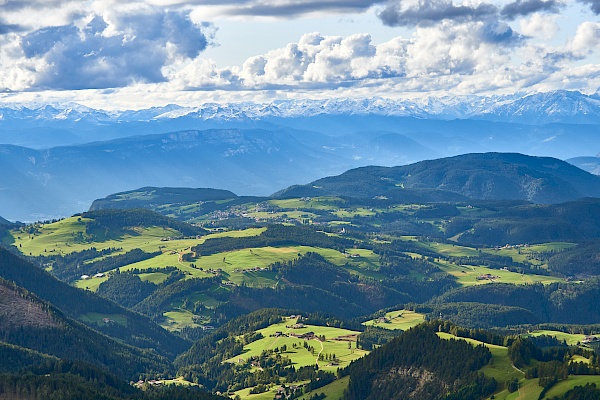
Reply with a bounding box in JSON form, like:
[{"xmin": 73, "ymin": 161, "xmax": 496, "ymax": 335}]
[{"xmin": 275, "ymin": 153, "xmax": 600, "ymax": 204}]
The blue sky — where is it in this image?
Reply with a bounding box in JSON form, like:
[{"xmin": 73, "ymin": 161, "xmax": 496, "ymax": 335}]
[{"xmin": 0, "ymin": 0, "xmax": 598, "ymax": 109}]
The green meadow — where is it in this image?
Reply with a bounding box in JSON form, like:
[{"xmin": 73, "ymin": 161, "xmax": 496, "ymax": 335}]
[
  {"xmin": 437, "ymin": 260, "xmax": 564, "ymax": 286},
  {"xmin": 436, "ymin": 332, "xmax": 523, "ymax": 384},
  {"xmin": 116, "ymin": 245, "xmax": 383, "ymax": 287},
  {"xmin": 527, "ymin": 330, "xmax": 587, "ymax": 346},
  {"xmin": 438, "ymin": 332, "xmax": 600, "ymax": 400},
  {"xmin": 542, "ymin": 375, "xmax": 600, "ymax": 399},
  {"xmin": 363, "ymin": 309, "xmax": 425, "ymax": 330},
  {"xmin": 481, "ymin": 242, "xmax": 576, "ymax": 265},
  {"xmin": 225, "ymin": 318, "xmax": 368, "ymax": 372},
  {"xmin": 268, "ymin": 197, "xmax": 342, "ymax": 211},
  {"xmin": 297, "ymin": 375, "xmax": 349, "ymax": 400}
]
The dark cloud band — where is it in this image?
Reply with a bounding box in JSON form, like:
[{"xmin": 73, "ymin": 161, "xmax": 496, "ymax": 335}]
[
  {"xmin": 577, "ymin": 0, "xmax": 600, "ymax": 14},
  {"xmin": 501, "ymin": 0, "xmax": 562, "ymax": 20}
]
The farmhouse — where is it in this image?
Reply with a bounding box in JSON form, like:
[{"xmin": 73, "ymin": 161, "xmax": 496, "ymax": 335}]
[
  {"xmin": 290, "ymin": 331, "xmax": 315, "ymax": 340},
  {"xmin": 477, "ymin": 273, "xmax": 500, "ymax": 281},
  {"xmin": 582, "ymin": 335, "xmax": 600, "ymax": 344}
]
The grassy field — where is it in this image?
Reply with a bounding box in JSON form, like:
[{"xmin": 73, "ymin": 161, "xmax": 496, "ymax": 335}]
[
  {"xmin": 74, "ymin": 275, "xmax": 109, "ymax": 291},
  {"xmin": 438, "ymin": 332, "xmax": 600, "ymax": 400},
  {"xmin": 363, "ymin": 309, "xmax": 425, "ymax": 330},
  {"xmin": 437, "ymin": 260, "xmax": 564, "ymax": 286},
  {"xmin": 225, "ymin": 318, "xmax": 368, "ymax": 372},
  {"xmin": 8, "ymin": 217, "xmax": 183, "ymax": 256},
  {"xmin": 9, "ymin": 219, "xmax": 266, "ymax": 259},
  {"xmin": 162, "ymin": 309, "xmax": 203, "ymax": 330},
  {"xmin": 543, "ymin": 375, "xmax": 600, "ymax": 398},
  {"xmin": 118, "ymin": 245, "xmax": 382, "ymax": 287},
  {"xmin": 19, "ymin": 216, "xmax": 381, "ymax": 290},
  {"xmin": 436, "ymin": 332, "xmax": 523, "ymax": 384},
  {"xmin": 488, "ymin": 378, "xmax": 543, "ymax": 400},
  {"xmin": 481, "ymin": 243, "xmax": 576, "ymax": 265},
  {"xmin": 268, "ymin": 197, "xmax": 342, "ymax": 211},
  {"xmin": 421, "ymin": 242, "xmax": 480, "ymax": 257},
  {"xmin": 297, "ymin": 375, "xmax": 349, "ymax": 400},
  {"xmin": 527, "ymin": 330, "xmax": 587, "ymax": 346}
]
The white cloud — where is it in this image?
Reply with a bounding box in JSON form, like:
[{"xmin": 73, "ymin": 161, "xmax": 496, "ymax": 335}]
[
  {"xmin": 0, "ymin": 0, "xmax": 598, "ymax": 105},
  {"xmin": 567, "ymin": 21, "xmax": 600, "ymax": 58},
  {"xmin": 519, "ymin": 13, "xmax": 559, "ymax": 39},
  {"xmin": 2, "ymin": 7, "xmax": 212, "ymax": 91}
]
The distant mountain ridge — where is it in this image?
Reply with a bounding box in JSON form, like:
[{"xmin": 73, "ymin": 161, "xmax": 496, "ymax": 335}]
[
  {"xmin": 275, "ymin": 153, "xmax": 600, "ymax": 204},
  {"xmin": 567, "ymin": 155, "xmax": 600, "ymax": 175}
]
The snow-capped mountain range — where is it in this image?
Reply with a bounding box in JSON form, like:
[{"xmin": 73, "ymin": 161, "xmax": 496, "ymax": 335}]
[{"xmin": 2, "ymin": 90, "xmax": 600, "ymax": 126}]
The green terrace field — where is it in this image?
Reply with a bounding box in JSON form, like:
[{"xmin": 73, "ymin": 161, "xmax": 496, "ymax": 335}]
[
  {"xmin": 225, "ymin": 318, "xmax": 368, "ymax": 372},
  {"xmin": 362, "ymin": 309, "xmax": 426, "ymax": 330}
]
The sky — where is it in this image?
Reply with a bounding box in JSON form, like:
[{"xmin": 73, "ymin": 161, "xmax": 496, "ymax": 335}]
[{"xmin": 0, "ymin": 0, "xmax": 598, "ymax": 109}]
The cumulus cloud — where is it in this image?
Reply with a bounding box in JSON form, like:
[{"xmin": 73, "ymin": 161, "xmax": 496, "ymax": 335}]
[
  {"xmin": 567, "ymin": 21, "xmax": 600, "ymax": 57},
  {"xmin": 519, "ymin": 13, "xmax": 559, "ymax": 39},
  {"xmin": 167, "ymin": 25, "xmax": 528, "ymax": 92},
  {"xmin": 165, "ymin": 32, "xmax": 411, "ymax": 90},
  {"xmin": 16, "ymin": 9, "xmax": 212, "ymax": 90}
]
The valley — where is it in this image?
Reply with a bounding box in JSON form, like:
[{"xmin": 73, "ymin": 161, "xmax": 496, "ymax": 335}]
[{"xmin": 3, "ymin": 152, "xmax": 600, "ymax": 399}]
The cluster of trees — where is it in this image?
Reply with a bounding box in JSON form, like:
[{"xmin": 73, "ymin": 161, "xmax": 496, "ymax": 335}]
[
  {"xmin": 97, "ymin": 271, "xmax": 158, "ymax": 308},
  {"xmin": 41, "ymin": 248, "xmax": 160, "ymax": 282},
  {"xmin": 342, "ymin": 322, "xmax": 496, "ymax": 400},
  {"xmin": 33, "ymin": 247, "xmax": 119, "ymax": 280},
  {"xmin": 429, "ymin": 280, "xmax": 600, "ymax": 327},
  {"xmin": 0, "ymin": 359, "xmax": 222, "ymax": 400},
  {"xmin": 81, "ymin": 209, "xmax": 207, "ymax": 239},
  {"xmin": 193, "ymin": 224, "xmax": 355, "ymax": 256}
]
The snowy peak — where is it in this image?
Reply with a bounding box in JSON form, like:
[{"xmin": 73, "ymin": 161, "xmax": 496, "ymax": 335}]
[
  {"xmin": 478, "ymin": 91, "xmax": 600, "ymax": 124},
  {"xmin": 2, "ymin": 90, "xmax": 600, "ymax": 126}
]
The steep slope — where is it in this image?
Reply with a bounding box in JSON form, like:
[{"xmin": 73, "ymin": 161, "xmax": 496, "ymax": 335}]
[
  {"xmin": 0, "ymin": 277, "xmax": 170, "ymax": 379},
  {"xmin": 275, "ymin": 153, "xmax": 600, "ymax": 203},
  {"xmin": 0, "ymin": 247, "xmax": 189, "ymax": 358}
]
